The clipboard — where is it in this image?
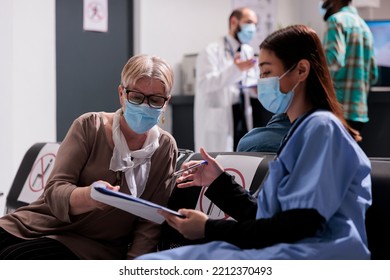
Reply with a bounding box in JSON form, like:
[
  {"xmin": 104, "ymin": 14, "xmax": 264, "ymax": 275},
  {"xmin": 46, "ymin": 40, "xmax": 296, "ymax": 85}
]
[{"xmin": 90, "ymin": 183, "xmax": 184, "ymax": 224}]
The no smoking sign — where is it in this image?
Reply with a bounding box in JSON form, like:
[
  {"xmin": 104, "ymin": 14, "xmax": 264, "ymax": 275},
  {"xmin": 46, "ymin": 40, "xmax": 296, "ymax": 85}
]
[
  {"xmin": 28, "ymin": 153, "xmax": 56, "ymax": 192},
  {"xmin": 83, "ymin": 0, "xmax": 108, "ymax": 32}
]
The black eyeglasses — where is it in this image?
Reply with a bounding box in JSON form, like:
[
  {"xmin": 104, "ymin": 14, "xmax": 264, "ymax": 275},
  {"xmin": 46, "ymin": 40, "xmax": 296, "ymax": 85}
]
[{"xmin": 123, "ymin": 88, "xmax": 168, "ymax": 109}]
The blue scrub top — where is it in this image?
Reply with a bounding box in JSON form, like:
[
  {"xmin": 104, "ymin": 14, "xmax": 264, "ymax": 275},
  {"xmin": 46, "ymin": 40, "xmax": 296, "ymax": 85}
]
[{"xmin": 137, "ymin": 110, "xmax": 372, "ymax": 260}]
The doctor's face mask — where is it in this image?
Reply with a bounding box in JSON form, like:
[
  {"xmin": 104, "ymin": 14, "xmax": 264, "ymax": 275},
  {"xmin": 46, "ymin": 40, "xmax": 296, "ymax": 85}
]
[
  {"xmin": 237, "ymin": 23, "xmax": 256, "ymax": 44},
  {"xmin": 257, "ymin": 66, "xmax": 299, "ymax": 114}
]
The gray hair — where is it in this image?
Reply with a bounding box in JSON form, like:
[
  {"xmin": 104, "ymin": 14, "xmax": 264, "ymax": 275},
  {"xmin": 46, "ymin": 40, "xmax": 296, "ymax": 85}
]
[{"xmin": 121, "ymin": 54, "xmax": 174, "ymax": 95}]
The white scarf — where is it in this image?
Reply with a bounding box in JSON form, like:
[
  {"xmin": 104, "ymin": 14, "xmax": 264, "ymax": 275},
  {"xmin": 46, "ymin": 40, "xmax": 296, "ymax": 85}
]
[{"xmin": 109, "ymin": 109, "xmax": 160, "ymax": 197}]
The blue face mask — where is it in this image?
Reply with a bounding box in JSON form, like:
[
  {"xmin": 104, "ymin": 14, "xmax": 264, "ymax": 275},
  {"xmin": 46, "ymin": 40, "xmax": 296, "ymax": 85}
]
[
  {"xmin": 257, "ymin": 67, "xmax": 299, "ymax": 114},
  {"xmin": 123, "ymin": 102, "xmax": 162, "ymax": 134},
  {"xmin": 319, "ymin": 1, "xmax": 327, "ymax": 17},
  {"xmin": 237, "ymin": 23, "xmax": 256, "ymax": 44}
]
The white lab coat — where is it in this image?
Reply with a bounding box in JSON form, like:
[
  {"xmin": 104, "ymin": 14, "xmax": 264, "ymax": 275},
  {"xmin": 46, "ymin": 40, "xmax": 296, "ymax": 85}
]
[{"xmin": 194, "ymin": 35, "xmax": 257, "ymax": 152}]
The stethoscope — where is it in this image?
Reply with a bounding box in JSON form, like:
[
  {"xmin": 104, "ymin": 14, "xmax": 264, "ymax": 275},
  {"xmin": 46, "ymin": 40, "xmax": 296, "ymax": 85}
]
[
  {"xmin": 223, "ymin": 36, "xmax": 257, "ymax": 90},
  {"xmin": 223, "ymin": 36, "xmax": 247, "ymax": 60}
]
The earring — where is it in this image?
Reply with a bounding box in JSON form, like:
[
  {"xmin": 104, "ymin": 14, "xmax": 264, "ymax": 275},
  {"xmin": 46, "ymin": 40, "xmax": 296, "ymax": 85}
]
[{"xmin": 161, "ymin": 111, "xmax": 165, "ymax": 124}]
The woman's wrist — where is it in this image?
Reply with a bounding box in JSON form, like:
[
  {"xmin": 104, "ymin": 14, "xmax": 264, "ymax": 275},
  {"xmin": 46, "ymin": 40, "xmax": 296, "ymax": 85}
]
[{"xmin": 69, "ymin": 187, "xmax": 94, "ymax": 215}]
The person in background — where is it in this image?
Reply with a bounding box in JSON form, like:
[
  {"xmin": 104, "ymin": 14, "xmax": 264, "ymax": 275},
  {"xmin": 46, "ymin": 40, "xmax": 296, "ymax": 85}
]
[
  {"xmin": 237, "ymin": 112, "xmax": 291, "ymax": 152},
  {"xmin": 194, "ymin": 7, "xmax": 259, "ymax": 152},
  {"xmin": 321, "ymin": 0, "xmax": 378, "ymax": 132},
  {"xmin": 0, "ymin": 54, "xmax": 177, "ymax": 259},
  {"xmin": 137, "ymin": 25, "xmax": 371, "ymax": 260}
]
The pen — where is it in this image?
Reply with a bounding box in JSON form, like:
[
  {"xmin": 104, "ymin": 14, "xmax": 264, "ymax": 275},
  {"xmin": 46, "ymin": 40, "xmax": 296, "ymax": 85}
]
[{"xmin": 173, "ymin": 160, "xmax": 208, "ymax": 176}]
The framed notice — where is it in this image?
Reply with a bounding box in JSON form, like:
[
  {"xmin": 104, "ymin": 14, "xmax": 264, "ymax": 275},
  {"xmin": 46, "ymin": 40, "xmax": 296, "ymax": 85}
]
[
  {"xmin": 83, "ymin": 0, "xmax": 108, "ymax": 32},
  {"xmin": 231, "ymin": 0, "xmax": 278, "ymax": 54}
]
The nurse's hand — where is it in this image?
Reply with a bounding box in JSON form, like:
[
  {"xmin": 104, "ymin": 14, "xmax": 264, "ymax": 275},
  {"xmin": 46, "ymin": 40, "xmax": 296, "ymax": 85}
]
[
  {"xmin": 159, "ymin": 209, "xmax": 208, "ymax": 240},
  {"xmin": 176, "ymin": 147, "xmax": 224, "ymax": 188}
]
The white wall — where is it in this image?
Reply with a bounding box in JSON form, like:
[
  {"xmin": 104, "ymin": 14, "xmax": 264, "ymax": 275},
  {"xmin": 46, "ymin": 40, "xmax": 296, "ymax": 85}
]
[
  {"xmin": 133, "ymin": 0, "xmax": 326, "ymax": 132},
  {"xmin": 358, "ymin": 1, "xmax": 390, "ymax": 20},
  {"xmin": 133, "ymin": 0, "xmax": 232, "ymax": 132},
  {"xmin": 134, "ymin": 0, "xmax": 325, "ymax": 96},
  {"xmin": 277, "ymin": 0, "xmax": 327, "ymax": 40},
  {"xmin": 134, "ymin": 0, "xmax": 232, "ymax": 95},
  {"xmin": 0, "ymin": 0, "xmax": 56, "ymax": 214},
  {"xmin": 0, "ymin": 0, "xmax": 13, "ymax": 214}
]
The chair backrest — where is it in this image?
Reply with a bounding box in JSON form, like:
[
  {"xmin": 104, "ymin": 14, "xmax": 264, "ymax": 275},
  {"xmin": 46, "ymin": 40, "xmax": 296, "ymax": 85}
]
[
  {"xmin": 365, "ymin": 158, "xmax": 390, "ymax": 260},
  {"xmin": 5, "ymin": 142, "xmax": 60, "ymax": 214}
]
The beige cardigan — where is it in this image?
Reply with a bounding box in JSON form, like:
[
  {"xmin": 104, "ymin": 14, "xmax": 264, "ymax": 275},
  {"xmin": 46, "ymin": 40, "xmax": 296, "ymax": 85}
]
[{"xmin": 0, "ymin": 112, "xmax": 178, "ymax": 259}]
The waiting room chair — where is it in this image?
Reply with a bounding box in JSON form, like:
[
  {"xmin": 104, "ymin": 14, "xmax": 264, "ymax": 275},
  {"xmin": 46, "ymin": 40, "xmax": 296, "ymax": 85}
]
[
  {"xmin": 365, "ymin": 157, "xmax": 390, "ymax": 260},
  {"xmin": 4, "ymin": 142, "xmax": 60, "ymax": 214}
]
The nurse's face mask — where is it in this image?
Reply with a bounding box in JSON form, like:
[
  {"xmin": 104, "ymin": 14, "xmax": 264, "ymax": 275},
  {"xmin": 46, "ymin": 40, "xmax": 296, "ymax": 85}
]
[{"xmin": 257, "ymin": 65, "xmax": 299, "ymax": 114}]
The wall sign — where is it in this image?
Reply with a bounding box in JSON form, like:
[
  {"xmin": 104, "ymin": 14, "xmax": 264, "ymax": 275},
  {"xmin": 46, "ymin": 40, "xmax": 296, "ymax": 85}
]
[
  {"xmin": 232, "ymin": 0, "xmax": 278, "ymax": 54},
  {"xmin": 83, "ymin": 0, "xmax": 108, "ymax": 32},
  {"xmin": 195, "ymin": 155, "xmax": 264, "ymax": 220}
]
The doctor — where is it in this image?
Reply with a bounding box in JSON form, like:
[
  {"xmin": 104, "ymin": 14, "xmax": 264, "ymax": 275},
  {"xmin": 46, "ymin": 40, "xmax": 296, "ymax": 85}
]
[{"xmin": 194, "ymin": 7, "xmax": 258, "ymax": 152}]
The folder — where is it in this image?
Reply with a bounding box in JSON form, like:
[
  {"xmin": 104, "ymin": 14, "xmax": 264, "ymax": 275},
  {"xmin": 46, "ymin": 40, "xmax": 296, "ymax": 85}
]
[{"xmin": 90, "ymin": 183, "xmax": 184, "ymax": 224}]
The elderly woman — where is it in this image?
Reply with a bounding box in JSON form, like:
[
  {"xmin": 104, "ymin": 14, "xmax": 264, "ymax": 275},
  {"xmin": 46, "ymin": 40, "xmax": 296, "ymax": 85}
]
[{"xmin": 0, "ymin": 54, "xmax": 177, "ymax": 259}]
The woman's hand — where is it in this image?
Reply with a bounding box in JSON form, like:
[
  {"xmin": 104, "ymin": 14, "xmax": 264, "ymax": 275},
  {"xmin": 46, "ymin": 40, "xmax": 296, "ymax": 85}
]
[
  {"xmin": 69, "ymin": 180, "xmax": 120, "ymax": 215},
  {"xmin": 176, "ymin": 147, "xmax": 224, "ymax": 188},
  {"xmin": 159, "ymin": 209, "xmax": 209, "ymax": 240}
]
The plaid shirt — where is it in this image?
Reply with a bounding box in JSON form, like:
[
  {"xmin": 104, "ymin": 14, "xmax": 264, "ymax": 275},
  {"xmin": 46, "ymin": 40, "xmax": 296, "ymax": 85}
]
[{"xmin": 323, "ymin": 6, "xmax": 378, "ymax": 122}]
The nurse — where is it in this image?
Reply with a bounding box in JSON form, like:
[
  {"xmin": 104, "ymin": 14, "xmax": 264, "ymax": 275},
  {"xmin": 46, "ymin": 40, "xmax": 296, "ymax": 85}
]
[{"xmin": 137, "ymin": 24, "xmax": 372, "ymax": 260}]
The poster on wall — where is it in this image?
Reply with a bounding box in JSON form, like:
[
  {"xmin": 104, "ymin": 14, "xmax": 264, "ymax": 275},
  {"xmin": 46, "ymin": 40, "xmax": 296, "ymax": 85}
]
[
  {"xmin": 232, "ymin": 0, "xmax": 277, "ymax": 54},
  {"xmin": 83, "ymin": 0, "xmax": 108, "ymax": 32}
]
